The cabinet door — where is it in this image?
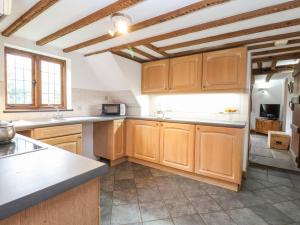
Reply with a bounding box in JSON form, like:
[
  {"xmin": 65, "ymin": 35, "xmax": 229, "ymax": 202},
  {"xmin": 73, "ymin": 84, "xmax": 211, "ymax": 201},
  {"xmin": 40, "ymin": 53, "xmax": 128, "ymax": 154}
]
[
  {"xmin": 142, "ymin": 59, "xmax": 169, "ymax": 93},
  {"xmin": 41, "ymin": 134, "xmax": 82, "ymax": 154},
  {"xmin": 160, "ymin": 122, "xmax": 195, "ymax": 172},
  {"xmin": 132, "ymin": 120, "xmax": 160, "ymax": 163},
  {"xmin": 195, "ymin": 125, "xmax": 242, "ymax": 184},
  {"xmin": 113, "ymin": 120, "xmax": 125, "ymax": 160},
  {"xmin": 169, "ymin": 54, "xmax": 202, "ymax": 92},
  {"xmin": 202, "ymin": 47, "xmax": 247, "ymax": 91}
]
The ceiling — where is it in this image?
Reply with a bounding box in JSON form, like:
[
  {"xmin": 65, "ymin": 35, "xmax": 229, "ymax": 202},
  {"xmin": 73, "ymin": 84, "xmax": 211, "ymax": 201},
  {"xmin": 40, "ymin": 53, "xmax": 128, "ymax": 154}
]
[{"xmin": 1, "ymin": 0, "xmax": 300, "ymax": 80}]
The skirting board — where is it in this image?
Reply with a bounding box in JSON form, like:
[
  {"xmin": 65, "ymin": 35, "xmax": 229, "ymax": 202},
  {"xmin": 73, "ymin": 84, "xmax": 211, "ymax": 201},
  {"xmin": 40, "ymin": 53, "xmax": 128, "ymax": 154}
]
[{"xmin": 128, "ymin": 157, "xmax": 239, "ymax": 192}]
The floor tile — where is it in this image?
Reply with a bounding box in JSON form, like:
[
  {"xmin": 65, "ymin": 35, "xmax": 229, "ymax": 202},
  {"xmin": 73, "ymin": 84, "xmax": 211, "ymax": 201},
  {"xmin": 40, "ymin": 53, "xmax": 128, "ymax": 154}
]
[
  {"xmin": 139, "ymin": 201, "xmax": 170, "ymax": 222},
  {"xmin": 135, "ymin": 177, "xmax": 157, "ymax": 189},
  {"xmin": 114, "ymin": 179, "xmax": 136, "ymax": 191},
  {"xmin": 172, "ymin": 214, "xmax": 206, "ymax": 225},
  {"xmin": 274, "ymin": 201, "xmax": 300, "ymax": 222},
  {"xmin": 243, "ymin": 178, "xmax": 265, "ymax": 191},
  {"xmin": 271, "ymin": 186, "xmax": 300, "ymax": 200},
  {"xmin": 228, "ymin": 208, "xmax": 268, "ymax": 225},
  {"xmin": 235, "ymin": 191, "xmax": 266, "ymax": 207},
  {"xmin": 114, "ymin": 170, "xmax": 134, "ymax": 180},
  {"xmin": 164, "ymin": 198, "xmax": 196, "ymax": 217},
  {"xmin": 133, "ymin": 169, "xmax": 152, "ymax": 178},
  {"xmin": 100, "ymin": 191, "xmax": 113, "ymax": 206},
  {"xmin": 137, "ymin": 187, "xmax": 162, "ymax": 202},
  {"xmin": 143, "ymin": 219, "xmax": 174, "ymax": 225},
  {"xmin": 101, "ymin": 179, "xmax": 114, "ymax": 192},
  {"xmin": 201, "ymin": 212, "xmax": 237, "ymax": 225},
  {"xmin": 253, "ymin": 188, "xmax": 289, "ymax": 204},
  {"xmin": 150, "ymin": 168, "xmax": 174, "ymax": 177},
  {"xmin": 158, "ymin": 186, "xmax": 185, "ymax": 200},
  {"xmin": 154, "ymin": 176, "xmax": 178, "ymax": 188},
  {"xmin": 189, "ymin": 195, "xmax": 222, "ymax": 214},
  {"xmin": 211, "ymin": 194, "xmax": 244, "ymax": 210},
  {"xmin": 250, "ymin": 203, "xmax": 293, "ymax": 225},
  {"xmin": 111, "ymin": 204, "xmax": 141, "ymax": 224},
  {"xmin": 101, "ymin": 205, "xmax": 112, "ymax": 225},
  {"xmin": 113, "ymin": 188, "xmax": 138, "ymax": 205},
  {"xmin": 268, "ymin": 175, "xmax": 293, "ymax": 187},
  {"xmin": 202, "ymin": 184, "xmax": 234, "ymax": 196},
  {"xmin": 179, "ymin": 181, "xmax": 206, "ymax": 198}
]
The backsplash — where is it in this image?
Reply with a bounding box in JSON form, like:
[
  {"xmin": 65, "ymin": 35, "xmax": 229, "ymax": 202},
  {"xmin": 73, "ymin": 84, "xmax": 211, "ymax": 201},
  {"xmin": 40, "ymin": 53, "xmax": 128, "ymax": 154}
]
[
  {"xmin": 0, "ymin": 81, "xmax": 141, "ymax": 121},
  {"xmin": 149, "ymin": 93, "xmax": 249, "ymax": 122}
]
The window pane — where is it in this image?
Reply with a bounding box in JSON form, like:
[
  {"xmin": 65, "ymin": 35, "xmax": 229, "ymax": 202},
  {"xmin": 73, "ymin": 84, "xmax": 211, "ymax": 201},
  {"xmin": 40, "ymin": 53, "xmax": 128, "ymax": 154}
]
[
  {"xmin": 41, "ymin": 60, "xmax": 62, "ymax": 105},
  {"xmin": 6, "ymin": 54, "xmax": 32, "ymax": 105}
]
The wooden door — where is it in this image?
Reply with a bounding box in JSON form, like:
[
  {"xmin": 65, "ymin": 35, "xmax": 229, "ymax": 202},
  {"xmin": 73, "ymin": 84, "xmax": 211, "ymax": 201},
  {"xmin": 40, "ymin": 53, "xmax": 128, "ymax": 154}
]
[
  {"xmin": 41, "ymin": 134, "xmax": 82, "ymax": 154},
  {"xmin": 132, "ymin": 120, "xmax": 160, "ymax": 163},
  {"xmin": 195, "ymin": 125, "xmax": 243, "ymax": 184},
  {"xmin": 159, "ymin": 122, "xmax": 195, "ymax": 172},
  {"xmin": 142, "ymin": 59, "xmax": 169, "ymax": 93},
  {"xmin": 113, "ymin": 120, "xmax": 125, "ymax": 160},
  {"xmin": 169, "ymin": 54, "xmax": 202, "ymax": 92},
  {"xmin": 202, "ymin": 47, "xmax": 247, "ymax": 91}
]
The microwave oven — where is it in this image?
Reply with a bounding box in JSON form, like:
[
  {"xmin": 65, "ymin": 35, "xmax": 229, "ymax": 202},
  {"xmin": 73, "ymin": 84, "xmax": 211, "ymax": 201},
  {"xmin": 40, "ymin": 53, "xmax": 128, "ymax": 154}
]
[{"xmin": 102, "ymin": 104, "xmax": 126, "ymax": 116}]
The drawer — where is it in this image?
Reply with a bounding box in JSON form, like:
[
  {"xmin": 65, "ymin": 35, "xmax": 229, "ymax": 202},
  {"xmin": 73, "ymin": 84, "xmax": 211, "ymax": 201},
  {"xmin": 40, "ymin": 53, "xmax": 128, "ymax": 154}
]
[{"xmin": 33, "ymin": 124, "xmax": 82, "ymax": 140}]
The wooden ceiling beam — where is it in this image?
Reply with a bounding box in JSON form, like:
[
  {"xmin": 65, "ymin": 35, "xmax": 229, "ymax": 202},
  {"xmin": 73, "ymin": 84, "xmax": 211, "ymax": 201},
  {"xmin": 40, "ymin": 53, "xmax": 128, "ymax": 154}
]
[
  {"xmin": 144, "ymin": 44, "xmax": 170, "ymax": 57},
  {"xmin": 252, "ymin": 46, "xmax": 300, "ymax": 57},
  {"xmin": 159, "ymin": 18, "xmax": 300, "ymax": 51},
  {"xmin": 252, "ymin": 52, "xmax": 300, "ymax": 63},
  {"xmin": 112, "ymin": 51, "xmax": 145, "ymax": 63},
  {"xmin": 253, "ymin": 65, "xmax": 295, "ymax": 75},
  {"xmin": 266, "ymin": 60, "xmax": 277, "ymax": 82},
  {"xmin": 164, "ymin": 31, "xmax": 300, "ymax": 58},
  {"xmin": 85, "ymin": 1, "xmax": 300, "ymax": 57},
  {"xmin": 130, "ymin": 47, "xmax": 157, "ymax": 60},
  {"xmin": 63, "ymin": 0, "xmax": 228, "ymax": 53},
  {"xmin": 2, "ymin": 0, "xmax": 59, "ymax": 36},
  {"xmin": 257, "ymin": 62, "xmax": 263, "ymax": 69},
  {"xmin": 36, "ymin": 0, "xmax": 143, "ymax": 46},
  {"xmin": 248, "ymin": 38, "xmax": 300, "ymax": 50}
]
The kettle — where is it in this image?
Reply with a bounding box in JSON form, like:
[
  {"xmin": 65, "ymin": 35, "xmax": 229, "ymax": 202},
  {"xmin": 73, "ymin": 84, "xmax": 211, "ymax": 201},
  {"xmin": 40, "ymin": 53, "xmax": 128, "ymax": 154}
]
[{"xmin": 0, "ymin": 121, "xmax": 16, "ymax": 144}]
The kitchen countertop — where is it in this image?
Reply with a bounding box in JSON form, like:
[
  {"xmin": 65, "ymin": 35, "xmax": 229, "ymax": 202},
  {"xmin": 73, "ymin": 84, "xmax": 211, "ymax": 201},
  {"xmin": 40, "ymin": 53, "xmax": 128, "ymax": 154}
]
[
  {"xmin": 13, "ymin": 115, "xmax": 246, "ymax": 130},
  {"xmin": 0, "ymin": 134, "xmax": 107, "ymax": 220},
  {"xmin": 127, "ymin": 116, "xmax": 246, "ymax": 128}
]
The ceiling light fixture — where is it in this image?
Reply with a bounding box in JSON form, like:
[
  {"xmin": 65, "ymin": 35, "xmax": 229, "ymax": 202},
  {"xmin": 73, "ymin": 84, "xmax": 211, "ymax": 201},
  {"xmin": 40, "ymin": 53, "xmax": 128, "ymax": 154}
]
[{"xmin": 108, "ymin": 13, "xmax": 132, "ymax": 37}]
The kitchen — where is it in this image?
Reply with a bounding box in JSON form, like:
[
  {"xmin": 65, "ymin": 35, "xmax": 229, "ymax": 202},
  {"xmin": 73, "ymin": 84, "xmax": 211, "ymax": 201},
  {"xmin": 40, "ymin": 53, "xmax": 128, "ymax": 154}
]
[{"xmin": 1, "ymin": 1, "xmax": 300, "ymax": 225}]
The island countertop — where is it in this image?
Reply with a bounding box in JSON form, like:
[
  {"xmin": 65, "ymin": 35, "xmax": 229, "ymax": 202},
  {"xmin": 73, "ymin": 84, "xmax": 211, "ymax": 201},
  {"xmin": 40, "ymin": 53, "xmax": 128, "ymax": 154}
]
[{"xmin": 0, "ymin": 135, "xmax": 107, "ymax": 220}]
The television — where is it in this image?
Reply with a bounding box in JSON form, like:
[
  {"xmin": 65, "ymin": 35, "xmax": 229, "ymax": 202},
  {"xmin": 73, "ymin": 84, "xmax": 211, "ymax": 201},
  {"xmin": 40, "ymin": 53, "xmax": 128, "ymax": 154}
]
[{"xmin": 259, "ymin": 104, "xmax": 280, "ymax": 119}]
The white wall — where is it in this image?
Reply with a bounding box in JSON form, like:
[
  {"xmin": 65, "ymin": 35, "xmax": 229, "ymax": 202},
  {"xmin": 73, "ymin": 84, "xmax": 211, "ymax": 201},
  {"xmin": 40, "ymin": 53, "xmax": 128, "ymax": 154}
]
[
  {"xmin": 284, "ymin": 75, "xmax": 294, "ymax": 134},
  {"xmin": 250, "ymin": 79, "xmax": 285, "ymax": 130}
]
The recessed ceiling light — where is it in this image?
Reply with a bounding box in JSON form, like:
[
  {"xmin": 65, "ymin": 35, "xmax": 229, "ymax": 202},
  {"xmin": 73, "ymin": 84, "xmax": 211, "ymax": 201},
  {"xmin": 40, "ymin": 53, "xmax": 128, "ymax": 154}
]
[{"xmin": 274, "ymin": 39, "xmax": 289, "ymax": 47}]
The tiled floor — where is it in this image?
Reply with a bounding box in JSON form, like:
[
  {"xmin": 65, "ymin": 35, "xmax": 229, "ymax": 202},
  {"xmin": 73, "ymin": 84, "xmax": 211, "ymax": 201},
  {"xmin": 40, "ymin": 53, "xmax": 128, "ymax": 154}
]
[
  {"xmin": 249, "ymin": 133, "xmax": 300, "ymax": 171},
  {"xmin": 100, "ymin": 161, "xmax": 300, "ymax": 225}
]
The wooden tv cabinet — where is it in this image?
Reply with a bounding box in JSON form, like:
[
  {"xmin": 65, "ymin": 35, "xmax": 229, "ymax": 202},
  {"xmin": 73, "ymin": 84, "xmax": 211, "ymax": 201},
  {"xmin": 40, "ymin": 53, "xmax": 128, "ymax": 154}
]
[{"xmin": 256, "ymin": 118, "xmax": 280, "ymax": 134}]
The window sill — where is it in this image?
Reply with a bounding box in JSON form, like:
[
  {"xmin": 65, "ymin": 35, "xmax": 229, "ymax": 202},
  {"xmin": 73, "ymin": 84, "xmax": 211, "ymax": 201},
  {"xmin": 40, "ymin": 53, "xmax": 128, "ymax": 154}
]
[{"xmin": 3, "ymin": 109, "xmax": 74, "ymax": 113}]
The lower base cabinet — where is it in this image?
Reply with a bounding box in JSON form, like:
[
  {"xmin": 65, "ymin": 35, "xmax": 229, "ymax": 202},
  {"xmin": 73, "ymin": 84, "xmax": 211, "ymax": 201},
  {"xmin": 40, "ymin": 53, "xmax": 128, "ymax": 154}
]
[
  {"xmin": 194, "ymin": 125, "xmax": 243, "ymax": 184},
  {"xmin": 160, "ymin": 122, "xmax": 195, "ymax": 172},
  {"xmin": 41, "ymin": 134, "xmax": 82, "ymax": 154}
]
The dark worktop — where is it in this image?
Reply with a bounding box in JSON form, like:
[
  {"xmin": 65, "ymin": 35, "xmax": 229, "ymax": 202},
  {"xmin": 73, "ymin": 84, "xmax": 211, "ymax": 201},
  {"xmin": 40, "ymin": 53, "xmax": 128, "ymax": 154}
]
[{"xmin": 0, "ymin": 135, "xmax": 107, "ymax": 220}]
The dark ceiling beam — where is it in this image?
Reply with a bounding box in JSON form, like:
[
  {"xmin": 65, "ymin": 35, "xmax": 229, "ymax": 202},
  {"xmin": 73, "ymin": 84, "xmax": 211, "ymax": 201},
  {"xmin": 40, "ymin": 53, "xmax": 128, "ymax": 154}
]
[
  {"xmin": 63, "ymin": 0, "xmax": 228, "ymax": 53},
  {"xmin": 112, "ymin": 51, "xmax": 145, "ymax": 63},
  {"xmin": 130, "ymin": 47, "xmax": 157, "ymax": 60},
  {"xmin": 84, "ymin": 1, "xmax": 300, "ymax": 57},
  {"xmin": 249, "ymin": 38, "xmax": 300, "ymax": 50},
  {"xmin": 252, "ymin": 45, "xmax": 300, "ymax": 56},
  {"xmin": 2, "ymin": 0, "xmax": 59, "ymax": 36},
  {"xmin": 36, "ymin": 0, "xmax": 143, "ymax": 45},
  {"xmin": 252, "ymin": 52, "xmax": 300, "ymax": 63},
  {"xmin": 144, "ymin": 44, "xmax": 170, "ymax": 57},
  {"xmin": 253, "ymin": 65, "xmax": 295, "ymax": 75}
]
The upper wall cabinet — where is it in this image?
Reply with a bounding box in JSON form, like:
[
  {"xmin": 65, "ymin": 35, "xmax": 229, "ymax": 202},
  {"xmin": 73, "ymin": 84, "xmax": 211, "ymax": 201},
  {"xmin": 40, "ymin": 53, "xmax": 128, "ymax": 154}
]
[
  {"xmin": 169, "ymin": 54, "xmax": 202, "ymax": 92},
  {"xmin": 202, "ymin": 47, "xmax": 247, "ymax": 91},
  {"xmin": 142, "ymin": 59, "xmax": 169, "ymax": 93}
]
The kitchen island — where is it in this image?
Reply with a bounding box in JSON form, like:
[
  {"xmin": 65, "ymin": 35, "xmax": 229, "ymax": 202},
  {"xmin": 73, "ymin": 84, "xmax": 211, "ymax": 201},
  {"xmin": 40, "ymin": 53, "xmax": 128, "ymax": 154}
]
[{"xmin": 0, "ymin": 135, "xmax": 106, "ymax": 225}]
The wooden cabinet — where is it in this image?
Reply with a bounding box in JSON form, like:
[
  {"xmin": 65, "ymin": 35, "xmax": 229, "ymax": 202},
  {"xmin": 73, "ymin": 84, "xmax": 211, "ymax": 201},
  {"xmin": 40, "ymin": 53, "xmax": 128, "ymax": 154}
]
[
  {"xmin": 159, "ymin": 122, "xmax": 195, "ymax": 172},
  {"xmin": 142, "ymin": 59, "xmax": 169, "ymax": 93},
  {"xmin": 169, "ymin": 54, "xmax": 202, "ymax": 92},
  {"xmin": 41, "ymin": 134, "xmax": 82, "ymax": 154},
  {"xmin": 202, "ymin": 47, "xmax": 247, "ymax": 91},
  {"xmin": 131, "ymin": 120, "xmax": 160, "ymax": 163},
  {"xmin": 93, "ymin": 120, "xmax": 125, "ymax": 161},
  {"xmin": 195, "ymin": 125, "xmax": 243, "ymax": 184},
  {"xmin": 255, "ymin": 118, "xmax": 280, "ymax": 134},
  {"xmin": 33, "ymin": 124, "xmax": 82, "ymax": 154}
]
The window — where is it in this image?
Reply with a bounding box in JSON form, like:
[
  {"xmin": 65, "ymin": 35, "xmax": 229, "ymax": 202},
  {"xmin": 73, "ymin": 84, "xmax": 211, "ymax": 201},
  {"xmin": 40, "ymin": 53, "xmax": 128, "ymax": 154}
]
[{"xmin": 5, "ymin": 47, "xmax": 66, "ymax": 110}]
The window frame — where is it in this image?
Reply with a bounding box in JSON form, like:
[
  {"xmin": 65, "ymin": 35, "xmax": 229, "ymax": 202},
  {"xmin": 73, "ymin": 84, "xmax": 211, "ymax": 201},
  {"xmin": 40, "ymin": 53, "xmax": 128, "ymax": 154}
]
[{"xmin": 4, "ymin": 47, "xmax": 67, "ymax": 110}]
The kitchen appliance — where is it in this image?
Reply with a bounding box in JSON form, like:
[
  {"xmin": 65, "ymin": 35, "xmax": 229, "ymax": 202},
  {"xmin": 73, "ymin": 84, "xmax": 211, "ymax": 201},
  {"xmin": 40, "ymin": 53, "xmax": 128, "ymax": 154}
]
[
  {"xmin": 0, "ymin": 120, "xmax": 16, "ymax": 144},
  {"xmin": 102, "ymin": 104, "xmax": 126, "ymax": 116},
  {"xmin": 0, "ymin": 136, "xmax": 45, "ymax": 158}
]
